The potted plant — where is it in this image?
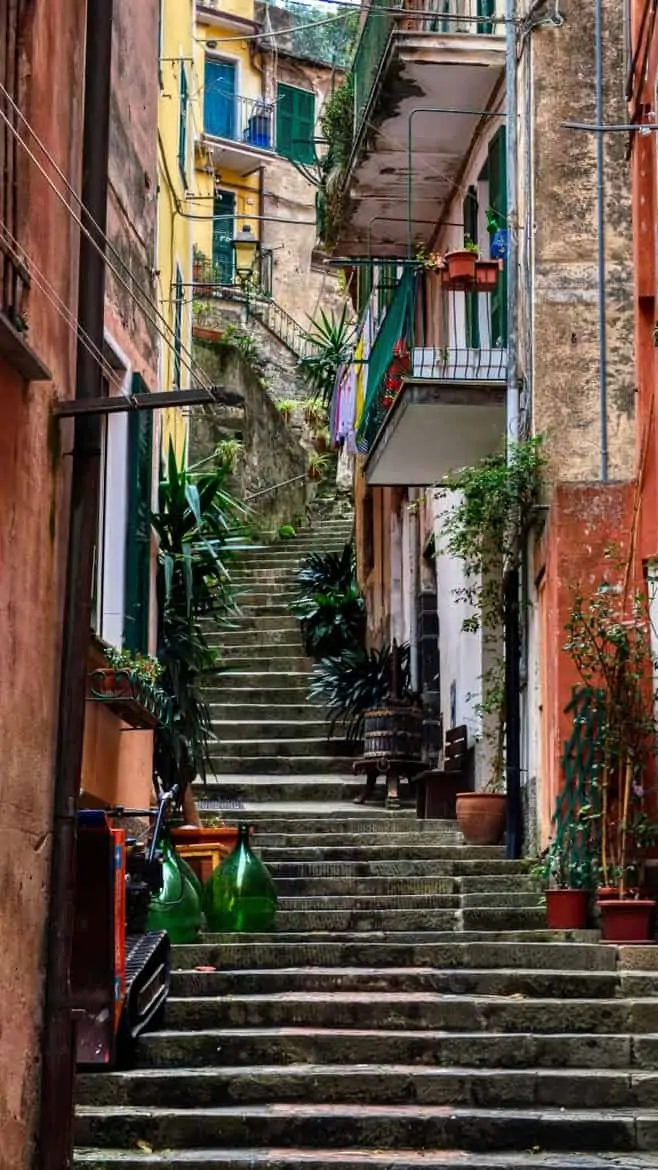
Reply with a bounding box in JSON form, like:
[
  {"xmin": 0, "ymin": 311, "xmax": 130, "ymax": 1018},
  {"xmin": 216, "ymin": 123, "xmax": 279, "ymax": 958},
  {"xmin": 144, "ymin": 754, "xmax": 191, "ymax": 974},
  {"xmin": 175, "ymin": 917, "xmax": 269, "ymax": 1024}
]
[
  {"xmin": 303, "ymin": 398, "xmax": 325, "ymax": 427},
  {"xmin": 456, "ymin": 787, "xmax": 507, "ymax": 847},
  {"xmin": 313, "ymin": 427, "xmax": 331, "ymax": 454},
  {"xmin": 443, "ymin": 236, "xmax": 479, "ymax": 288},
  {"xmin": 537, "ymin": 831, "xmax": 593, "ymax": 931},
  {"xmin": 474, "ymin": 257, "xmax": 502, "ymax": 292},
  {"xmin": 291, "ymin": 544, "xmax": 365, "ymax": 659},
  {"xmin": 564, "ymin": 561, "xmax": 658, "ymax": 944},
  {"xmin": 307, "ymin": 451, "xmax": 329, "ymax": 481},
  {"xmin": 277, "ymin": 399, "xmax": 296, "ymax": 424},
  {"xmin": 88, "ymin": 648, "xmax": 173, "ymax": 728}
]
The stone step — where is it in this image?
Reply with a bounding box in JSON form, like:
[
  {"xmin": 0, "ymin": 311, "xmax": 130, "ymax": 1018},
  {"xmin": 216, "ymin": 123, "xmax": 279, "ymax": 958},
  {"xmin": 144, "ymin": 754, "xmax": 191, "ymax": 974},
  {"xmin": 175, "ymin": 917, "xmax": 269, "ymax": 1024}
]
[
  {"xmin": 273, "ymin": 891, "xmax": 540, "ymax": 911},
  {"xmin": 231, "ymin": 593, "xmax": 299, "ymax": 609},
  {"xmin": 195, "ymin": 808, "xmax": 418, "ymax": 830},
  {"xmin": 207, "ymin": 756, "xmax": 358, "ymax": 776},
  {"xmin": 259, "ymin": 845, "xmax": 507, "ymax": 862},
  {"xmin": 72, "ymin": 1147, "xmax": 658, "ymax": 1170},
  {"xmin": 212, "ymin": 639, "xmax": 306, "ymax": 659},
  {"xmin": 76, "ymin": 1062, "xmax": 658, "ymax": 1111},
  {"xmin": 209, "ymin": 720, "xmax": 330, "ymax": 742},
  {"xmin": 205, "ymin": 613, "xmax": 300, "ymax": 632},
  {"xmin": 198, "ymin": 778, "xmax": 360, "ymax": 803},
  {"xmin": 74, "ymin": 1101, "xmax": 658, "ymax": 1153},
  {"xmin": 217, "ymin": 627, "xmax": 301, "ymax": 646},
  {"xmin": 207, "ymin": 703, "xmax": 326, "ymax": 721},
  {"xmin": 167, "ymin": 966, "xmax": 622, "ymax": 1001},
  {"xmin": 204, "ymin": 671, "xmax": 312, "ymax": 691},
  {"xmin": 172, "ymin": 938, "xmax": 608, "ymax": 972},
  {"xmin": 253, "ymin": 830, "xmax": 464, "ymax": 848},
  {"xmin": 264, "ymin": 858, "xmax": 528, "ymax": 878},
  {"xmin": 211, "ymin": 739, "xmax": 351, "ymax": 761},
  {"xmin": 271, "ymin": 875, "xmax": 538, "ymax": 896},
  {"xmin": 214, "ymin": 654, "xmax": 312, "ymax": 672},
  {"xmin": 135, "ymin": 1026, "xmax": 635, "ymax": 1072},
  {"xmin": 267, "ymin": 907, "xmax": 547, "ymax": 933}
]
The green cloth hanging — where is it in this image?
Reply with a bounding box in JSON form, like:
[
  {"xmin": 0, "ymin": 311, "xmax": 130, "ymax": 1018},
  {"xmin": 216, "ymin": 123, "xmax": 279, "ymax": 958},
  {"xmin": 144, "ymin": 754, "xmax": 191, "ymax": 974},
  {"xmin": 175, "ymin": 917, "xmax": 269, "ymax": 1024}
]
[{"xmin": 356, "ymin": 270, "xmax": 415, "ymax": 452}]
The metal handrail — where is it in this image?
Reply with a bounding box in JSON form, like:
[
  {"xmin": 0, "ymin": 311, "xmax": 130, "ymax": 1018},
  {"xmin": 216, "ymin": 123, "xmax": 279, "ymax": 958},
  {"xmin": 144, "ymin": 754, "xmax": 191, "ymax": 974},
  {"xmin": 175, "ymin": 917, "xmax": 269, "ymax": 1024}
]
[{"xmin": 247, "ymin": 295, "xmax": 317, "ymax": 360}]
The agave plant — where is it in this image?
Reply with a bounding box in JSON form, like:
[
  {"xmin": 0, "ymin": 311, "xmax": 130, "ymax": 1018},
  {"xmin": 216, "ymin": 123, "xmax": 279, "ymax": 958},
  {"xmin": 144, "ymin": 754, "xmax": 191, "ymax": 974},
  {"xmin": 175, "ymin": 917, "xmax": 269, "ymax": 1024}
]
[
  {"xmin": 152, "ymin": 441, "xmax": 251, "ymax": 794},
  {"xmin": 308, "ymin": 643, "xmax": 413, "ymax": 742},
  {"xmin": 292, "ymin": 544, "xmax": 364, "ymax": 658},
  {"xmin": 299, "ymin": 303, "xmax": 355, "ymax": 407}
]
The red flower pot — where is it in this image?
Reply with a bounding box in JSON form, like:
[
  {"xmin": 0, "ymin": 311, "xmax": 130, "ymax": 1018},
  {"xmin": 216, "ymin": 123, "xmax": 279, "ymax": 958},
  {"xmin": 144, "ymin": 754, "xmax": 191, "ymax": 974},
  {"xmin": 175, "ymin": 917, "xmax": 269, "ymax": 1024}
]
[
  {"xmin": 546, "ymin": 888, "xmax": 588, "ymax": 931},
  {"xmin": 443, "ymin": 249, "xmax": 477, "ymax": 288},
  {"xmin": 474, "ymin": 258, "xmax": 502, "ymax": 291},
  {"xmin": 598, "ymin": 898, "xmax": 655, "ymax": 943}
]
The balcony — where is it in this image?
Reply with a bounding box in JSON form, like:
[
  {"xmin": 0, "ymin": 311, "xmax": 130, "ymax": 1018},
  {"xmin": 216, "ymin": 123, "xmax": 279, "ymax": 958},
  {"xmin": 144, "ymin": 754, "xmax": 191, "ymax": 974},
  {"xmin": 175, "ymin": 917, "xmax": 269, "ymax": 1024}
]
[
  {"xmin": 199, "ymin": 92, "xmax": 276, "ymax": 176},
  {"xmin": 336, "ymin": 0, "xmax": 505, "ymax": 257},
  {"xmin": 358, "ymin": 270, "xmax": 506, "ymax": 486}
]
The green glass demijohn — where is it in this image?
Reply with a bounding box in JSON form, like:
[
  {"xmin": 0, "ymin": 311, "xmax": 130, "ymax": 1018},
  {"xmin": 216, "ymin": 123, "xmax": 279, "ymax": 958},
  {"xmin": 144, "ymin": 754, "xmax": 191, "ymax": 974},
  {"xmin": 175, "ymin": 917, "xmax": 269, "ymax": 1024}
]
[
  {"xmin": 146, "ymin": 834, "xmax": 202, "ymax": 944},
  {"xmin": 203, "ymin": 823, "xmax": 277, "ymax": 932}
]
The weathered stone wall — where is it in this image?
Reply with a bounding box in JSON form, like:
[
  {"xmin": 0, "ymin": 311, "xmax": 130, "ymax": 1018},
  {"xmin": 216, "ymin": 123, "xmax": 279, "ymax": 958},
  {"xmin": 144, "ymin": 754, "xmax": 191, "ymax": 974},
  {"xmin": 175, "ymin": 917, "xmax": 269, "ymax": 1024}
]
[
  {"xmin": 191, "ymin": 334, "xmax": 309, "ymax": 535},
  {"xmin": 529, "ymin": 0, "xmax": 635, "ymax": 484}
]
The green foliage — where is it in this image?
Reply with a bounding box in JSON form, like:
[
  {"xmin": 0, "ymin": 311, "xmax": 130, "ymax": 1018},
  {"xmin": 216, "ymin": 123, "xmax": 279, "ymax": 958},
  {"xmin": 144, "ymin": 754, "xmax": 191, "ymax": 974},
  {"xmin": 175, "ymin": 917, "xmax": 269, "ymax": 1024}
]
[
  {"xmin": 303, "ymin": 398, "xmax": 326, "ymax": 428},
  {"xmin": 278, "ymin": 523, "xmax": 297, "ymax": 540},
  {"xmin": 105, "ymin": 647, "xmax": 163, "ymax": 685},
  {"xmin": 435, "ymin": 438, "xmax": 545, "ymax": 789},
  {"xmin": 292, "ymin": 544, "xmax": 365, "ymax": 658},
  {"xmin": 317, "ymin": 75, "xmax": 354, "ymax": 248},
  {"xmin": 308, "ymin": 643, "xmax": 413, "ymax": 742},
  {"xmin": 151, "ymin": 442, "xmax": 250, "ymax": 795},
  {"xmin": 272, "ymin": 0, "xmax": 359, "ymax": 67},
  {"xmin": 307, "ymin": 450, "xmax": 330, "ymax": 479},
  {"xmin": 299, "ymin": 303, "xmax": 355, "ymax": 407},
  {"xmin": 277, "ymin": 399, "xmax": 297, "ymax": 422},
  {"xmin": 214, "ymin": 438, "xmax": 243, "ymax": 474}
]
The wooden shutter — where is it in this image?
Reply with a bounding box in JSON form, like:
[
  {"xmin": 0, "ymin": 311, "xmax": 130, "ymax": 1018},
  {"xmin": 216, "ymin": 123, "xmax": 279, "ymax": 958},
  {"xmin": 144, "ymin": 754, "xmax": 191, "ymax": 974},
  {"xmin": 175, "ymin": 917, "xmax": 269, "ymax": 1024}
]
[
  {"xmin": 488, "ymin": 127, "xmax": 508, "ymax": 346},
  {"xmin": 178, "ymin": 64, "xmax": 188, "ymax": 182},
  {"xmin": 173, "ymin": 267, "xmax": 183, "ymax": 388},
  {"xmin": 277, "ymin": 83, "xmax": 315, "ymax": 163},
  {"xmin": 295, "ymin": 87, "xmax": 315, "ymax": 164},
  {"xmin": 463, "ymin": 186, "xmax": 480, "ymax": 349},
  {"xmin": 477, "ymin": 0, "xmax": 495, "ymax": 34},
  {"xmin": 124, "ymin": 373, "xmax": 153, "ymax": 655},
  {"xmin": 276, "ymin": 83, "xmax": 295, "ymax": 159}
]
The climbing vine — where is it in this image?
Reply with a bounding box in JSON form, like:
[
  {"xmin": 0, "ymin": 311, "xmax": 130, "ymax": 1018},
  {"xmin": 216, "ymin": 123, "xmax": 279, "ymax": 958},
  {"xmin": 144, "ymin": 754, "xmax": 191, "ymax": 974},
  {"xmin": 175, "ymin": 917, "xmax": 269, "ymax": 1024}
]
[
  {"xmin": 434, "ymin": 438, "xmax": 545, "ymax": 788},
  {"xmin": 316, "ymin": 76, "xmax": 354, "ymax": 249}
]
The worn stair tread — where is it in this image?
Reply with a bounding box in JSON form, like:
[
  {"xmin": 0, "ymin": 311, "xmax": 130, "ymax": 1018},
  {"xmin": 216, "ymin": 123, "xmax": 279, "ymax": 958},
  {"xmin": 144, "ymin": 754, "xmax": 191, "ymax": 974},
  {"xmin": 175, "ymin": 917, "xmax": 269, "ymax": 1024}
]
[
  {"xmin": 72, "ymin": 1149, "xmax": 658, "ymax": 1168},
  {"xmin": 166, "ymin": 991, "xmax": 658, "ymax": 1006}
]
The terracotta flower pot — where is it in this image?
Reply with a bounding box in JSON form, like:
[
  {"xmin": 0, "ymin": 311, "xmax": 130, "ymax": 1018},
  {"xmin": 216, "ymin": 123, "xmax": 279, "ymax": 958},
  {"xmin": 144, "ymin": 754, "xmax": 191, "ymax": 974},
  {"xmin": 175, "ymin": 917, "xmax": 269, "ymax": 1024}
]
[
  {"xmin": 444, "ymin": 249, "xmax": 477, "ymax": 288},
  {"xmin": 598, "ymin": 898, "xmax": 655, "ymax": 943},
  {"xmin": 474, "ymin": 258, "xmax": 501, "ymax": 291},
  {"xmin": 456, "ymin": 792, "xmax": 506, "ymax": 846},
  {"xmin": 546, "ymin": 888, "xmax": 588, "ymax": 931}
]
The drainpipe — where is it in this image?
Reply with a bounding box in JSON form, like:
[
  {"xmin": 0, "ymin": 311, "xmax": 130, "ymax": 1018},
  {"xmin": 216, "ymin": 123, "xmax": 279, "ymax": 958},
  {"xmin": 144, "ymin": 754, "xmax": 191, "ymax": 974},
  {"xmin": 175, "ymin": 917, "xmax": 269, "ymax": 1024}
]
[
  {"xmin": 504, "ymin": 0, "xmax": 522, "ymax": 860},
  {"xmin": 594, "ymin": 0, "xmax": 609, "ymax": 481},
  {"xmin": 37, "ymin": 0, "xmax": 114, "ymax": 1163}
]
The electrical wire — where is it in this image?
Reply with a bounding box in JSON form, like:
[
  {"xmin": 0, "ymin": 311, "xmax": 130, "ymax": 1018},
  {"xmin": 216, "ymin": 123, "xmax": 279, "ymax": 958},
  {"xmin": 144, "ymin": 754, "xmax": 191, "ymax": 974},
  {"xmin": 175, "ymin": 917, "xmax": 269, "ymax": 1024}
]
[{"xmin": 0, "ymin": 84, "xmax": 214, "ymax": 395}]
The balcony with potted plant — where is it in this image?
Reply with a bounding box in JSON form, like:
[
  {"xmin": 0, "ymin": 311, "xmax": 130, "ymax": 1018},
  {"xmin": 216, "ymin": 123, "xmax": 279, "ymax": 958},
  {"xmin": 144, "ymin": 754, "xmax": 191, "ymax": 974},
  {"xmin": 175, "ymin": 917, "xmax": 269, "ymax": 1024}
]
[{"xmin": 88, "ymin": 648, "xmax": 173, "ymax": 731}]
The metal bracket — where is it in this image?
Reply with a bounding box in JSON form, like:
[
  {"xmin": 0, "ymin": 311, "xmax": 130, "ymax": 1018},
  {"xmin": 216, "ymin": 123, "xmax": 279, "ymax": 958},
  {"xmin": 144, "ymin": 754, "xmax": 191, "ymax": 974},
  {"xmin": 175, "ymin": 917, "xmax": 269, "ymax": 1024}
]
[{"xmin": 54, "ymin": 385, "xmax": 235, "ymax": 417}]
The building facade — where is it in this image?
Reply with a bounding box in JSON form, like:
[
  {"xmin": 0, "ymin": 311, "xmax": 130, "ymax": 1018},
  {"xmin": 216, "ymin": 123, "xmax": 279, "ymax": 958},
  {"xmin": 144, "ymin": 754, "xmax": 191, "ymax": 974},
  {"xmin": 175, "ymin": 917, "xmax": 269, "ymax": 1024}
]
[{"xmin": 329, "ymin": 0, "xmax": 636, "ymax": 850}]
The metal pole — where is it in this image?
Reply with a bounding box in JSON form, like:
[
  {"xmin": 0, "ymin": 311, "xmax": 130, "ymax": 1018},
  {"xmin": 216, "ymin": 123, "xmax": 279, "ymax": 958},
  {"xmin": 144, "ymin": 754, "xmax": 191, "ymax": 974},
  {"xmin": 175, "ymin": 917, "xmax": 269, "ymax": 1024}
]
[
  {"xmin": 594, "ymin": 0, "xmax": 609, "ymax": 481},
  {"xmin": 504, "ymin": 0, "xmax": 522, "ymax": 859},
  {"xmin": 37, "ymin": 0, "xmax": 114, "ymax": 1161}
]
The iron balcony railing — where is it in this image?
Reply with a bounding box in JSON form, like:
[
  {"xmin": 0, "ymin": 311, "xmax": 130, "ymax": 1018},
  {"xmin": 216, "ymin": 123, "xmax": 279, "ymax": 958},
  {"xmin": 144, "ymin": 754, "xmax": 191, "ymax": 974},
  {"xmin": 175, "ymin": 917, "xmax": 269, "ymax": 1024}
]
[
  {"xmin": 247, "ymin": 297, "xmax": 317, "ymax": 360},
  {"xmin": 191, "ymin": 263, "xmax": 317, "ymax": 361},
  {"xmin": 353, "ymin": 0, "xmax": 504, "ymax": 137},
  {"xmin": 204, "ymin": 91, "xmax": 276, "ymax": 152},
  {"xmin": 192, "ymin": 256, "xmax": 273, "ymax": 300},
  {"xmin": 356, "ymin": 270, "xmax": 507, "ymax": 452}
]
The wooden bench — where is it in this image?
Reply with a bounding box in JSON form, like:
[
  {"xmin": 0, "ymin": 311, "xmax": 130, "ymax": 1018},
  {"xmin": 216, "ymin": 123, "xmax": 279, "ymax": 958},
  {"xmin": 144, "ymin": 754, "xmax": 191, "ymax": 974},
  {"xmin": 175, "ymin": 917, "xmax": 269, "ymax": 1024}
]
[{"xmin": 415, "ymin": 724, "xmax": 469, "ymax": 820}]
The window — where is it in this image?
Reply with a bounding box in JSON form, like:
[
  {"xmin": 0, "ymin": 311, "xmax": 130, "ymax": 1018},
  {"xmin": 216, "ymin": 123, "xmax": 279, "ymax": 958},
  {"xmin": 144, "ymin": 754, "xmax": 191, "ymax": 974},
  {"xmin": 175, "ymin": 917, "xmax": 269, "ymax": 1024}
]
[
  {"xmin": 178, "ymin": 62, "xmax": 189, "ymax": 184},
  {"xmin": 204, "ymin": 57, "xmax": 237, "ymax": 140},
  {"xmin": 276, "ymin": 82, "xmax": 315, "ymax": 164},
  {"xmin": 463, "ymin": 186, "xmax": 480, "ymax": 349},
  {"xmin": 476, "ymin": 0, "xmax": 495, "ymax": 34},
  {"xmin": 173, "ymin": 265, "xmax": 183, "ymax": 388},
  {"xmin": 124, "ymin": 374, "xmax": 153, "ymax": 655}
]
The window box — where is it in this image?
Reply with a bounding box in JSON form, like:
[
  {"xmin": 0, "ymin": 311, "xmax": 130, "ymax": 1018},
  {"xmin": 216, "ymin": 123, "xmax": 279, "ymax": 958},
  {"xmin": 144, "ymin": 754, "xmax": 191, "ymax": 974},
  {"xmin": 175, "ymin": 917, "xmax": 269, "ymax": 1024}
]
[
  {"xmin": 88, "ymin": 667, "xmax": 173, "ymax": 730},
  {"xmin": 474, "ymin": 259, "xmax": 502, "ymax": 292}
]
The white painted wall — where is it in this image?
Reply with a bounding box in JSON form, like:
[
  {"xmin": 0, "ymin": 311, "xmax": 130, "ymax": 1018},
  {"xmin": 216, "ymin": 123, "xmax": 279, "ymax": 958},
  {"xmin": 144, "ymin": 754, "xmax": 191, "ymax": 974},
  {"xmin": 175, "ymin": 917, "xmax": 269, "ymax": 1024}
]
[{"xmin": 431, "ymin": 489, "xmax": 482, "ymax": 750}]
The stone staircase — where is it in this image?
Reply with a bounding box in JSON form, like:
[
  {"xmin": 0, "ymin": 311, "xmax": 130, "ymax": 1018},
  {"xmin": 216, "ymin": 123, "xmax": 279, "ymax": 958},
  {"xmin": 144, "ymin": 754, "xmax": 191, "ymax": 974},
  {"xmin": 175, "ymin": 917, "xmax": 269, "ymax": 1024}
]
[
  {"xmin": 74, "ymin": 512, "xmax": 658, "ymax": 1168},
  {"xmin": 200, "ymin": 511, "xmax": 357, "ymax": 787}
]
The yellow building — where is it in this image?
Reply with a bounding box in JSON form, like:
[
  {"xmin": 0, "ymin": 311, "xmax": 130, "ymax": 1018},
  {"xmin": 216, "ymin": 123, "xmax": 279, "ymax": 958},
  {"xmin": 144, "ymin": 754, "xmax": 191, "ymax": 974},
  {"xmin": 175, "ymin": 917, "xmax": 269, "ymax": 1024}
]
[{"xmin": 156, "ymin": 0, "xmax": 196, "ymax": 460}]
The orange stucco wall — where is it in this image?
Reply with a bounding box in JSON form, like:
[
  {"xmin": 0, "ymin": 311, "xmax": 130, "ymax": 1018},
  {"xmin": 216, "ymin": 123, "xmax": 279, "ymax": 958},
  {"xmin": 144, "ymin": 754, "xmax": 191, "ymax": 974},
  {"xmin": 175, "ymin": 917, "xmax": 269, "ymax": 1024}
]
[
  {"xmin": 80, "ymin": 707, "xmax": 154, "ymax": 812},
  {"xmin": 536, "ymin": 482, "xmax": 634, "ymax": 848}
]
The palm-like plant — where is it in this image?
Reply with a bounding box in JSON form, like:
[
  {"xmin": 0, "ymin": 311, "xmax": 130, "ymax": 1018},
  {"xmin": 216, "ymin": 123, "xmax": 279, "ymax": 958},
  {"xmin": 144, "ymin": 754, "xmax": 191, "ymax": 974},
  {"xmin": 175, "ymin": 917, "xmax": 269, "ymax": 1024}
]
[
  {"xmin": 299, "ymin": 303, "xmax": 355, "ymax": 407},
  {"xmin": 152, "ymin": 442, "xmax": 250, "ymax": 794},
  {"xmin": 308, "ymin": 643, "xmax": 413, "ymax": 742},
  {"xmin": 292, "ymin": 544, "xmax": 364, "ymax": 658}
]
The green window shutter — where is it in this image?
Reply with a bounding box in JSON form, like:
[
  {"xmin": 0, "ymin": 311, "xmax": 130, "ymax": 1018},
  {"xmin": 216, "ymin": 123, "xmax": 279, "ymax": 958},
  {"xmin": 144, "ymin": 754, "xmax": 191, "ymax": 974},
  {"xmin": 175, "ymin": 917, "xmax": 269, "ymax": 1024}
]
[
  {"xmin": 463, "ymin": 186, "xmax": 480, "ymax": 349},
  {"xmin": 178, "ymin": 64, "xmax": 188, "ymax": 183},
  {"xmin": 477, "ymin": 0, "xmax": 495, "ymax": 33},
  {"xmin": 488, "ymin": 127, "xmax": 508, "ymax": 346},
  {"xmin": 173, "ymin": 265, "xmax": 183, "ymax": 388},
  {"xmin": 277, "ymin": 83, "xmax": 315, "ymax": 164},
  {"xmin": 124, "ymin": 373, "xmax": 153, "ymax": 655}
]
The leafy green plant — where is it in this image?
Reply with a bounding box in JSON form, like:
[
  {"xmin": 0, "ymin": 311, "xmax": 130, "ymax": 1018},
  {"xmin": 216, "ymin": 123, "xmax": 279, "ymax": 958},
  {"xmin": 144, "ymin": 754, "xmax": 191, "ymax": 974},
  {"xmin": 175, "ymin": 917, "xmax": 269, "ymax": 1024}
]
[
  {"xmin": 105, "ymin": 647, "xmax": 163, "ymax": 685},
  {"xmin": 278, "ymin": 523, "xmax": 297, "ymax": 540},
  {"xmin": 303, "ymin": 398, "xmax": 326, "ymax": 428},
  {"xmin": 316, "ymin": 76, "xmax": 354, "ymax": 249},
  {"xmin": 308, "ymin": 643, "xmax": 413, "ymax": 742},
  {"xmin": 307, "ymin": 450, "xmax": 330, "ymax": 480},
  {"xmin": 434, "ymin": 438, "xmax": 545, "ymax": 790},
  {"xmin": 214, "ymin": 438, "xmax": 243, "ymax": 474},
  {"xmin": 299, "ymin": 303, "xmax": 355, "ymax": 408},
  {"xmin": 276, "ymin": 399, "xmax": 297, "ymax": 424},
  {"xmin": 464, "ymin": 235, "xmax": 480, "ymax": 255},
  {"xmin": 292, "ymin": 544, "xmax": 365, "ymax": 658},
  {"xmin": 151, "ymin": 442, "xmax": 250, "ymax": 795}
]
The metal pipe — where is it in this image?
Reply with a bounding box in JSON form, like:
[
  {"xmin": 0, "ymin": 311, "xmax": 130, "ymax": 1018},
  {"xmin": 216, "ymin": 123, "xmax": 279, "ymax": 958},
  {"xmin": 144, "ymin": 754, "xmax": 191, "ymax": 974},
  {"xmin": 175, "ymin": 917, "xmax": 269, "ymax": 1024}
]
[
  {"xmin": 504, "ymin": 0, "xmax": 522, "ymax": 860},
  {"xmin": 406, "ymin": 106, "xmax": 507, "ymax": 258},
  {"xmin": 38, "ymin": 0, "xmax": 114, "ymax": 1161},
  {"xmin": 563, "ymin": 120, "xmax": 657, "ymax": 132},
  {"xmin": 594, "ymin": 0, "xmax": 609, "ymax": 481}
]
